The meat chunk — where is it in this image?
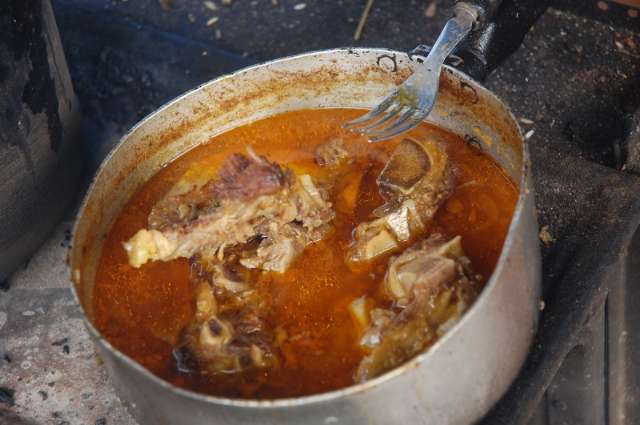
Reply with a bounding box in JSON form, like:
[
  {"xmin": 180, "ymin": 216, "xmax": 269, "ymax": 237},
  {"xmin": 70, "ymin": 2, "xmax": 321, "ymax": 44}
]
[
  {"xmin": 239, "ymin": 223, "xmax": 307, "ymax": 273},
  {"xmin": 129, "ymin": 150, "xmax": 336, "ymax": 377},
  {"xmin": 348, "ymin": 138, "xmax": 452, "ymax": 263},
  {"xmin": 355, "ymin": 235, "xmax": 479, "ymax": 382},
  {"xmin": 383, "ymin": 235, "xmax": 465, "ymax": 306},
  {"xmin": 348, "ymin": 217, "xmax": 399, "ymax": 262},
  {"xmin": 347, "ymin": 200, "xmax": 424, "ymax": 263},
  {"xmin": 147, "ymin": 181, "xmax": 220, "ymax": 231},
  {"xmin": 314, "ymin": 138, "xmax": 350, "ymax": 167},
  {"xmin": 147, "ymin": 150, "xmax": 285, "ymax": 231},
  {"xmin": 211, "ymin": 152, "xmax": 287, "ymax": 201},
  {"xmin": 193, "ymin": 244, "xmax": 254, "ymax": 294},
  {"xmin": 176, "ymin": 278, "xmax": 274, "ymax": 375},
  {"xmin": 376, "ymin": 138, "xmax": 452, "ymax": 220},
  {"xmin": 124, "ymin": 150, "xmax": 334, "ymax": 271},
  {"xmin": 175, "ymin": 250, "xmax": 276, "ymax": 375}
]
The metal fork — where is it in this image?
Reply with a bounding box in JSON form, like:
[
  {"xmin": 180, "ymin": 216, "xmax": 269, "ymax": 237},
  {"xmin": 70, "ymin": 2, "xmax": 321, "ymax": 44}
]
[{"xmin": 344, "ymin": 4, "xmax": 478, "ymax": 142}]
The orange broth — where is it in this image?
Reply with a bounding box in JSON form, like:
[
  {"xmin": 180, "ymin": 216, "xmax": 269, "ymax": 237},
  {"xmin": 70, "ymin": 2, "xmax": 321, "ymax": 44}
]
[{"xmin": 93, "ymin": 108, "xmax": 518, "ymax": 399}]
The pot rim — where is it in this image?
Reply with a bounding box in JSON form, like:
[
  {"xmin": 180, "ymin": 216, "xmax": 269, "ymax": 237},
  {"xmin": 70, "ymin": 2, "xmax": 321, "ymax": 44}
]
[{"xmin": 70, "ymin": 47, "xmax": 530, "ymax": 409}]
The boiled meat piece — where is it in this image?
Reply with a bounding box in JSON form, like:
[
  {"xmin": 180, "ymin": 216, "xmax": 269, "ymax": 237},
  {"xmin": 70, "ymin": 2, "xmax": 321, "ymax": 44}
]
[
  {"xmin": 355, "ymin": 234, "xmax": 479, "ymax": 381},
  {"xmin": 376, "ymin": 137, "xmax": 451, "ymax": 220},
  {"xmin": 383, "ymin": 235, "xmax": 467, "ymax": 306},
  {"xmin": 124, "ymin": 149, "xmax": 334, "ymax": 272},
  {"xmin": 174, "ymin": 249, "xmax": 275, "ymax": 375},
  {"xmin": 131, "ymin": 149, "xmax": 336, "ymax": 377},
  {"xmin": 314, "ymin": 137, "xmax": 350, "ymax": 167},
  {"xmin": 349, "ymin": 138, "xmax": 453, "ymax": 263},
  {"xmin": 239, "ymin": 223, "xmax": 308, "ymax": 273},
  {"xmin": 176, "ymin": 277, "xmax": 274, "ymax": 375},
  {"xmin": 147, "ymin": 152, "xmax": 286, "ymax": 231}
]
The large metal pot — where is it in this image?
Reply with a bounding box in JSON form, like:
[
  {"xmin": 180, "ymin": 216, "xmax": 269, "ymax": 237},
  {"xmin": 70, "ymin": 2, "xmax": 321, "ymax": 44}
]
[
  {"xmin": 70, "ymin": 48, "xmax": 541, "ymax": 425},
  {"xmin": 0, "ymin": 0, "xmax": 82, "ymax": 282}
]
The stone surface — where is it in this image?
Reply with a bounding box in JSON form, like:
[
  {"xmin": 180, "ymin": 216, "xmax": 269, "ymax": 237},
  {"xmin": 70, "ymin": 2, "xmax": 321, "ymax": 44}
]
[{"xmin": 0, "ymin": 219, "xmax": 137, "ymax": 425}]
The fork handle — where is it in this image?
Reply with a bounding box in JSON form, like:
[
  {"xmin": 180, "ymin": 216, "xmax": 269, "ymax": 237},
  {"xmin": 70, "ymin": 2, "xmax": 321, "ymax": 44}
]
[
  {"xmin": 454, "ymin": 0, "xmax": 551, "ymax": 81},
  {"xmin": 455, "ymin": 0, "xmax": 502, "ymax": 25},
  {"xmin": 422, "ymin": 4, "xmax": 476, "ymax": 67}
]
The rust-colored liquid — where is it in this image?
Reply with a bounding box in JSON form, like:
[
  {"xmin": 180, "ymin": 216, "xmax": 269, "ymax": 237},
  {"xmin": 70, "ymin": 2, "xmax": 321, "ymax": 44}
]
[{"xmin": 93, "ymin": 109, "xmax": 518, "ymax": 399}]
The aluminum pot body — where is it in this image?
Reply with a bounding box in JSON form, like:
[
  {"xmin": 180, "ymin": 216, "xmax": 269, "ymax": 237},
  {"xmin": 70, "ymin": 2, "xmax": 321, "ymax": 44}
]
[
  {"xmin": 70, "ymin": 48, "xmax": 540, "ymax": 425},
  {"xmin": 0, "ymin": 0, "xmax": 82, "ymax": 281}
]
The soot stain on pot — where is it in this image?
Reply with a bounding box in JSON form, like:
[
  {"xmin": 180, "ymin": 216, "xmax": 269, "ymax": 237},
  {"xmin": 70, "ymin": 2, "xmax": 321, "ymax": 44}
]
[
  {"xmin": 376, "ymin": 54, "xmax": 398, "ymax": 73},
  {"xmin": 1, "ymin": 0, "xmax": 63, "ymax": 153},
  {"xmin": 441, "ymin": 75, "xmax": 479, "ymax": 107},
  {"xmin": 460, "ymin": 82, "xmax": 479, "ymax": 104},
  {"xmin": 464, "ymin": 135, "xmax": 484, "ymax": 151}
]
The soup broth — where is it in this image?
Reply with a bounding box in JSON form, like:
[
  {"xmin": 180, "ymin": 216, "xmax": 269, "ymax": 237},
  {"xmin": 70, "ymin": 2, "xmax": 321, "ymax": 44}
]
[{"xmin": 93, "ymin": 108, "xmax": 517, "ymax": 399}]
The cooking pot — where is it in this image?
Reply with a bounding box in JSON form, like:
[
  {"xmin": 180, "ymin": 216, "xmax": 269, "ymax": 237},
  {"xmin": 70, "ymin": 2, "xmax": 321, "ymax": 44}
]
[
  {"xmin": 0, "ymin": 0, "xmax": 82, "ymax": 282},
  {"xmin": 70, "ymin": 45, "xmax": 541, "ymax": 424}
]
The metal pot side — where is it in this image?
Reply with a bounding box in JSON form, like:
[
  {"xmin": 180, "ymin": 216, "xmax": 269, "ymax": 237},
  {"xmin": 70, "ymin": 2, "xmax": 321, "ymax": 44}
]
[
  {"xmin": 70, "ymin": 48, "xmax": 541, "ymax": 425},
  {"xmin": 0, "ymin": 0, "xmax": 82, "ymax": 281}
]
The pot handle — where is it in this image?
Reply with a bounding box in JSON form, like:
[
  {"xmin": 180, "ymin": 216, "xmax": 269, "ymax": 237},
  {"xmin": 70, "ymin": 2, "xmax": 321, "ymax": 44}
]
[{"xmin": 452, "ymin": 0, "xmax": 551, "ymax": 81}]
